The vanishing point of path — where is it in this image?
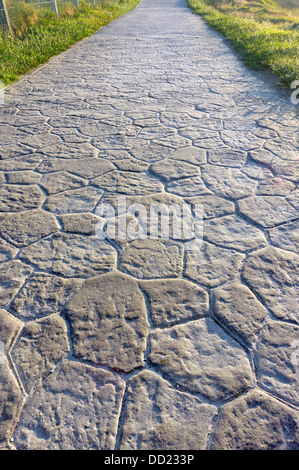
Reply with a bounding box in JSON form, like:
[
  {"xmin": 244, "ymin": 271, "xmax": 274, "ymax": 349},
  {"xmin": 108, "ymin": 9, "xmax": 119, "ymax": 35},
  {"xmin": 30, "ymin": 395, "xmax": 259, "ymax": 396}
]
[{"xmin": 0, "ymin": 0, "xmax": 298, "ymax": 450}]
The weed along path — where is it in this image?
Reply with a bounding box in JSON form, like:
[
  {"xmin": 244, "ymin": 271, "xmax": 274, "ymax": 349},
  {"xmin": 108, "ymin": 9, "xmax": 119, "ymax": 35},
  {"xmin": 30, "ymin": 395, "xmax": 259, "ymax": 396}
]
[{"xmin": 0, "ymin": 0, "xmax": 299, "ymax": 451}]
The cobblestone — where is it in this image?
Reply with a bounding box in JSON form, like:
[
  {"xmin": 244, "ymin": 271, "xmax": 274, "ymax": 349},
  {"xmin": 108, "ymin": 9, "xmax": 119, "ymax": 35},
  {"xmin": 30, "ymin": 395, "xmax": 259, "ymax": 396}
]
[{"xmin": 0, "ymin": 0, "xmax": 298, "ymax": 450}]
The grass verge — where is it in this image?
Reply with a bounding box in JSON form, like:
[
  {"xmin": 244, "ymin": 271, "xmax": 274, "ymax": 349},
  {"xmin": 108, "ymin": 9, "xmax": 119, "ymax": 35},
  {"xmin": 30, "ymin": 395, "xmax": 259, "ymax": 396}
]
[
  {"xmin": 0, "ymin": 0, "xmax": 139, "ymax": 85},
  {"xmin": 187, "ymin": 0, "xmax": 299, "ymax": 86}
]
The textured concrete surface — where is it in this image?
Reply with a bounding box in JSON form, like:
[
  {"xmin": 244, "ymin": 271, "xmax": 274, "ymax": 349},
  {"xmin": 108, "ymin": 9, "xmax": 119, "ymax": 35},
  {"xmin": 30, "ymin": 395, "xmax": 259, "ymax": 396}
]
[{"xmin": 0, "ymin": 0, "xmax": 298, "ymax": 450}]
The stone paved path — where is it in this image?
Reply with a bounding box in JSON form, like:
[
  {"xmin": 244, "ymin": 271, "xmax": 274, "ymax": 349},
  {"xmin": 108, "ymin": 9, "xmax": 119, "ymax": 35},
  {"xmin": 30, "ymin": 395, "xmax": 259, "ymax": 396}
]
[{"xmin": 0, "ymin": 0, "xmax": 299, "ymax": 450}]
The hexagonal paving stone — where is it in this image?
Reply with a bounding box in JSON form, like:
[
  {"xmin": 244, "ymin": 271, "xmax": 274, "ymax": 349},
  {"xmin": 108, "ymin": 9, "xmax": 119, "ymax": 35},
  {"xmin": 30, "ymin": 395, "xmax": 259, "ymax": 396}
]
[
  {"xmin": 0, "ymin": 184, "xmax": 45, "ymax": 212},
  {"xmin": 139, "ymin": 191, "xmax": 188, "ymax": 210},
  {"xmin": 119, "ymin": 370, "xmax": 217, "ymax": 450},
  {"xmin": 59, "ymin": 212, "xmax": 101, "ymax": 235},
  {"xmin": 170, "ymin": 146, "xmax": 206, "ymax": 165},
  {"xmin": 48, "ymin": 115, "xmax": 95, "ymax": 130},
  {"xmin": 248, "ymin": 148, "xmax": 279, "ymax": 168},
  {"xmin": 0, "ymin": 261, "xmax": 33, "ymax": 308},
  {"xmin": 20, "ymin": 233, "xmax": 117, "ymax": 278},
  {"xmin": 65, "ymin": 271, "xmax": 149, "ymax": 372},
  {"xmin": 267, "ymin": 220, "xmax": 299, "ymax": 254},
  {"xmin": 6, "ymin": 171, "xmax": 41, "ymax": 185},
  {"xmin": 167, "ymin": 175, "xmax": 211, "ymax": 197},
  {"xmin": 186, "ymin": 195, "xmax": 235, "ymax": 220},
  {"xmin": 36, "ymin": 157, "xmax": 115, "ymax": 179},
  {"xmin": 139, "ymin": 278, "xmax": 209, "ymax": 327},
  {"xmin": 276, "ymin": 160, "xmax": 299, "ymax": 183},
  {"xmin": 287, "ymin": 190, "xmax": 299, "ymax": 211},
  {"xmin": 86, "ymin": 134, "xmax": 138, "ymax": 153},
  {"xmin": 254, "ymin": 320, "xmax": 299, "ymax": 407},
  {"xmin": 212, "ymin": 389, "xmax": 299, "ymax": 449},
  {"xmin": 134, "ymin": 116, "xmax": 161, "ymax": 128},
  {"xmin": 241, "ymin": 163, "xmax": 273, "ymax": 180},
  {"xmin": 193, "ymin": 133, "xmax": 226, "ymax": 150},
  {"xmin": 125, "ymin": 191, "xmax": 195, "ymax": 242},
  {"xmin": 0, "ymin": 238, "xmax": 18, "ymax": 262},
  {"xmin": 0, "ymin": 154, "xmax": 44, "ymax": 171},
  {"xmin": 237, "ymin": 196, "xmax": 298, "ymax": 228},
  {"xmin": 155, "ymin": 135, "xmax": 191, "ymax": 151},
  {"xmin": 212, "ymin": 282, "xmax": 268, "ymax": 346},
  {"xmin": 120, "ymin": 239, "xmax": 184, "ymax": 279},
  {"xmin": 13, "ymin": 360, "xmax": 125, "ymax": 450},
  {"xmin": 185, "ymin": 241, "xmax": 245, "ymax": 288},
  {"xmin": 201, "ymin": 166, "xmax": 257, "ymax": 199},
  {"xmin": 0, "ymin": 309, "xmax": 23, "ymax": 351},
  {"xmin": 0, "ymin": 209, "xmax": 59, "ymax": 246},
  {"xmin": 264, "ymin": 139, "xmax": 298, "ymax": 160},
  {"xmin": 242, "ymin": 246, "xmax": 299, "ymax": 323},
  {"xmin": 203, "ymin": 214, "xmax": 267, "ymax": 252},
  {"xmin": 44, "ymin": 186, "xmax": 103, "ymax": 214},
  {"xmin": 39, "ymin": 171, "xmax": 87, "ymax": 194},
  {"xmin": 95, "ymin": 210, "xmax": 147, "ymax": 249},
  {"xmin": 39, "ymin": 143, "xmax": 98, "ymax": 159},
  {"xmin": 98, "ymin": 193, "xmax": 142, "ymax": 216},
  {"xmin": 125, "ymin": 142, "xmax": 175, "ymax": 162},
  {"xmin": 113, "ymin": 158, "xmax": 149, "ymax": 172},
  {"xmin": 19, "ymin": 133, "xmax": 62, "ymax": 152},
  {"xmin": 256, "ymin": 177, "xmax": 296, "ymax": 196},
  {"xmin": 98, "ymin": 149, "xmax": 134, "ymax": 163},
  {"xmin": 19, "ymin": 121, "xmax": 52, "ymax": 135},
  {"xmin": 207, "ymin": 149, "xmax": 247, "ymax": 167},
  {"xmin": 220, "ymin": 130, "xmax": 263, "ymax": 151},
  {"xmin": 0, "ymin": 362, "xmax": 25, "ymax": 443},
  {"xmin": 138, "ymin": 124, "xmax": 175, "ymax": 141},
  {"xmin": 11, "ymin": 273, "xmax": 82, "ymax": 320},
  {"xmin": 0, "ymin": 143, "xmax": 35, "ymax": 161},
  {"xmin": 92, "ymin": 170, "xmax": 164, "ymax": 195},
  {"xmin": 150, "ymin": 159, "xmax": 200, "ymax": 181},
  {"xmin": 160, "ymin": 111, "xmax": 202, "ymax": 128},
  {"xmin": 149, "ymin": 318, "xmax": 254, "ymax": 401},
  {"xmin": 12, "ymin": 314, "xmax": 70, "ymax": 392}
]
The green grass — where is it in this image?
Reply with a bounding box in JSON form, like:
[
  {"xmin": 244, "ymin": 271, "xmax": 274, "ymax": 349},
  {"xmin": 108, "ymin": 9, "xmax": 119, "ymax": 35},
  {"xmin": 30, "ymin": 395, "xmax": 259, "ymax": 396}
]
[
  {"xmin": 0, "ymin": 0, "xmax": 140, "ymax": 85},
  {"xmin": 187, "ymin": 0, "xmax": 299, "ymax": 86}
]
